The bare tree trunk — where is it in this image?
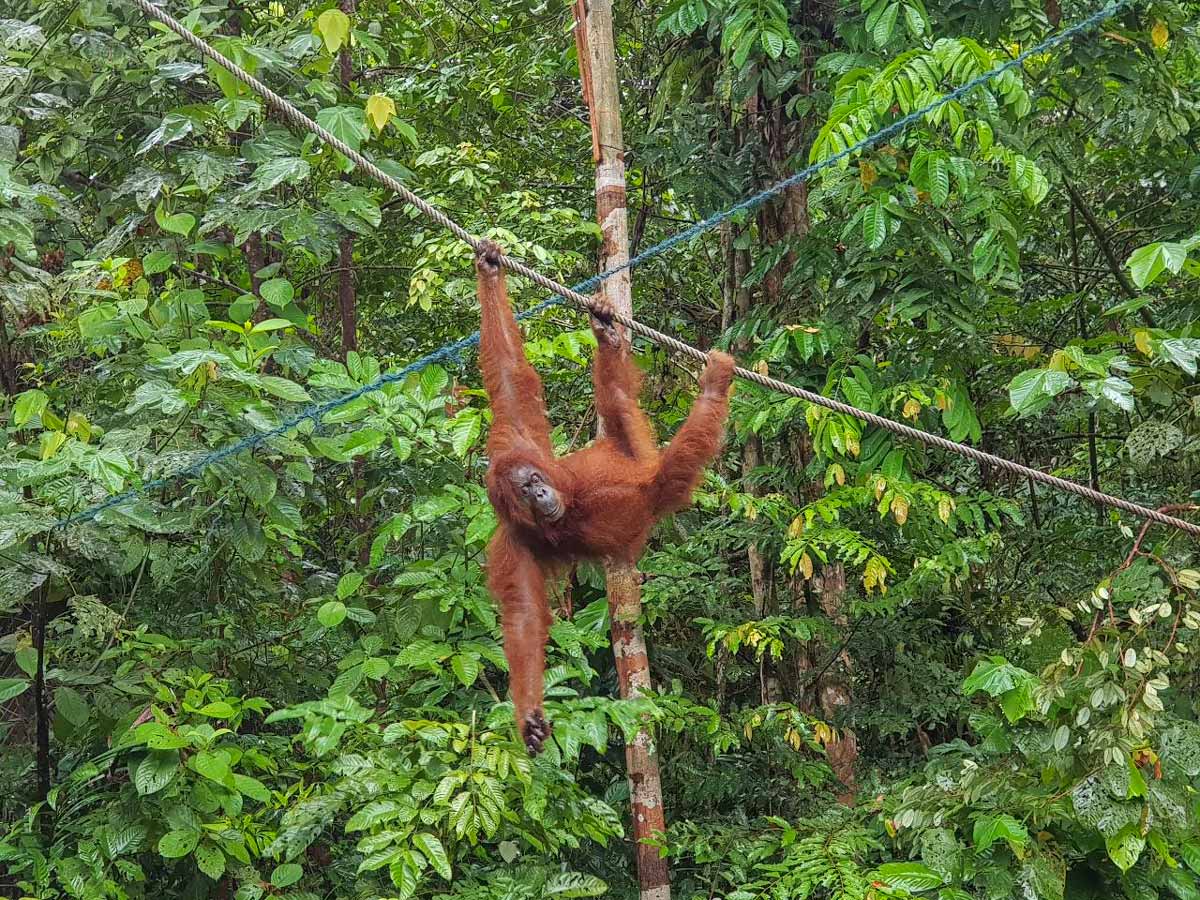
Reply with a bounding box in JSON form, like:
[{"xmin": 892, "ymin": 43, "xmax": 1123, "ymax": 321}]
[
  {"xmin": 337, "ymin": 0, "xmax": 369, "ymax": 563},
  {"xmin": 815, "ymin": 563, "xmax": 857, "ymax": 804},
  {"xmin": 338, "ymin": 0, "xmax": 358, "ymax": 358},
  {"xmin": 578, "ymin": 3, "xmax": 670, "ymax": 897}
]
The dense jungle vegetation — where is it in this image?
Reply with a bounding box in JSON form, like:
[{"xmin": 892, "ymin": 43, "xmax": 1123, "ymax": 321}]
[{"xmin": 2, "ymin": 0, "xmax": 1200, "ymax": 897}]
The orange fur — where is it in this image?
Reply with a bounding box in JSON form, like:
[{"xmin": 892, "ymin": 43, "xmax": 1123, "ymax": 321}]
[{"xmin": 475, "ymin": 241, "xmax": 734, "ymax": 753}]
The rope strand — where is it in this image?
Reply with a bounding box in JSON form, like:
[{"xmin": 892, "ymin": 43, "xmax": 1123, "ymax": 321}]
[{"xmin": 60, "ymin": 0, "xmax": 1198, "ymax": 540}]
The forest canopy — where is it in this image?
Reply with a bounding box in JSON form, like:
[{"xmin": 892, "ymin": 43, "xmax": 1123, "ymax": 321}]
[{"xmin": 2, "ymin": 0, "xmax": 1200, "ymax": 898}]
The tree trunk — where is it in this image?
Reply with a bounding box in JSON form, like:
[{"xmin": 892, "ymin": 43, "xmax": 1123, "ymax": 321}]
[
  {"xmin": 338, "ymin": 0, "xmax": 358, "ymax": 359},
  {"xmin": 578, "ymin": 3, "xmax": 671, "ymax": 897},
  {"xmin": 337, "ymin": 0, "xmax": 369, "ymax": 563},
  {"xmin": 815, "ymin": 563, "xmax": 857, "ymax": 805}
]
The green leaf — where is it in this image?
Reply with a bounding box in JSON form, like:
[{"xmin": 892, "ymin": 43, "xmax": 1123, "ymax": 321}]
[
  {"xmin": 413, "ymin": 833, "xmax": 451, "ymax": 880},
  {"xmin": 137, "ymin": 112, "xmax": 193, "ymax": 155},
  {"xmin": 760, "ymin": 28, "xmax": 784, "ymax": 59},
  {"xmin": 197, "ymin": 701, "xmax": 235, "ymax": 718},
  {"xmin": 233, "ymin": 773, "xmax": 271, "ymax": 803},
  {"xmin": 271, "ymin": 862, "xmax": 303, "ymax": 888},
  {"xmin": 0, "ymin": 678, "xmax": 30, "ymax": 703},
  {"xmin": 864, "ymin": 199, "xmax": 888, "ymax": 249},
  {"xmin": 205, "ymin": 37, "xmax": 257, "ymax": 99},
  {"xmin": 155, "ymin": 203, "xmax": 195, "ymax": 237},
  {"xmin": 963, "ymin": 656, "xmax": 1024, "ymax": 696},
  {"xmin": 259, "ymin": 278, "xmax": 294, "ymax": 308},
  {"xmin": 875, "ymin": 862, "xmax": 944, "ymax": 891},
  {"xmin": 447, "ymin": 410, "xmax": 482, "ymax": 457},
  {"xmin": 13, "ymin": 388, "xmax": 49, "ymax": 426},
  {"xmin": 195, "ymin": 841, "xmax": 226, "ymax": 881},
  {"xmin": 973, "ymin": 814, "xmax": 1029, "ymax": 854},
  {"xmin": 998, "ymin": 681, "xmax": 1035, "ymax": 723},
  {"xmin": 1106, "ymin": 825, "xmax": 1145, "ymax": 872},
  {"xmin": 346, "ymin": 799, "xmax": 404, "ymax": 832},
  {"xmin": 55, "ymin": 686, "xmax": 89, "ymax": 726},
  {"xmin": 131, "ymin": 723, "xmax": 183, "ymax": 753},
  {"xmin": 1157, "ymin": 338, "xmax": 1200, "ymax": 376},
  {"xmin": 192, "ymin": 749, "xmax": 234, "ymax": 787},
  {"xmin": 1182, "ymin": 842, "xmax": 1200, "ymax": 874},
  {"xmin": 336, "ymin": 572, "xmax": 364, "ymax": 600},
  {"xmin": 259, "ymin": 375, "xmax": 310, "ymax": 402},
  {"xmin": 466, "ymin": 509, "xmax": 496, "ymax": 545},
  {"xmin": 451, "ymin": 654, "xmax": 480, "ymax": 687},
  {"xmin": 1127, "ymin": 241, "xmax": 1187, "ymax": 288},
  {"xmin": 929, "ymin": 154, "xmax": 950, "ymax": 206},
  {"xmin": 142, "ymin": 249, "xmax": 175, "ymax": 275},
  {"xmin": 135, "ymin": 749, "xmax": 179, "ymax": 795},
  {"xmin": 419, "ymin": 365, "xmax": 449, "ymax": 400},
  {"xmin": 544, "ymin": 873, "xmax": 609, "ymax": 898},
  {"xmin": 363, "ymin": 656, "xmax": 390, "ymax": 679},
  {"xmin": 872, "ymin": 2, "xmax": 900, "ymax": 44},
  {"xmin": 311, "ymin": 434, "xmax": 353, "ymax": 463},
  {"xmin": 158, "ymin": 829, "xmax": 199, "ymax": 858},
  {"xmin": 251, "ymin": 156, "xmax": 310, "ymax": 191},
  {"xmin": 249, "ymin": 317, "xmax": 293, "ymax": 333},
  {"xmin": 317, "ymin": 8, "xmax": 350, "ymax": 53},
  {"xmin": 14, "ymin": 646, "xmax": 37, "ymax": 677},
  {"xmin": 390, "ymin": 852, "xmax": 421, "ymax": 900},
  {"xmin": 318, "ymin": 600, "xmax": 348, "ymax": 628},
  {"xmin": 316, "ymin": 106, "xmax": 369, "ymax": 155},
  {"xmin": 1008, "ymin": 368, "xmax": 1072, "ymax": 416},
  {"xmin": 413, "ymin": 494, "xmax": 459, "ymax": 522}
]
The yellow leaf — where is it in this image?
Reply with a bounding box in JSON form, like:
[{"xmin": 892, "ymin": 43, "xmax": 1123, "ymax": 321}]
[
  {"xmin": 800, "ymin": 552, "xmax": 813, "ymax": 580},
  {"xmin": 316, "ymin": 8, "xmax": 350, "ymax": 53},
  {"xmin": 891, "ymin": 496, "xmax": 909, "ymax": 526},
  {"xmin": 874, "ymin": 477, "xmax": 888, "ymax": 500},
  {"xmin": 1048, "ymin": 349, "xmax": 1071, "ymax": 372},
  {"xmin": 1134, "ymin": 329, "xmax": 1152, "ymax": 356},
  {"xmin": 832, "ymin": 463, "xmax": 845, "ymax": 486},
  {"xmin": 937, "ymin": 497, "xmax": 953, "ymax": 524},
  {"xmin": 365, "ymin": 93, "xmax": 396, "ymax": 133},
  {"xmin": 1151, "ymin": 20, "xmax": 1168, "ymax": 48},
  {"xmin": 40, "ymin": 430, "xmax": 67, "ymax": 461},
  {"xmin": 788, "ymin": 516, "xmax": 805, "ymax": 539},
  {"xmin": 902, "ymin": 398, "xmax": 921, "ymax": 420},
  {"xmin": 859, "ymin": 161, "xmax": 877, "ymax": 189},
  {"xmin": 753, "ymin": 359, "xmax": 769, "ymax": 376},
  {"xmin": 845, "ymin": 432, "xmax": 860, "ymax": 458},
  {"xmin": 935, "ymin": 390, "xmax": 950, "ymax": 411},
  {"xmin": 884, "ymin": 818, "xmax": 897, "ymax": 837}
]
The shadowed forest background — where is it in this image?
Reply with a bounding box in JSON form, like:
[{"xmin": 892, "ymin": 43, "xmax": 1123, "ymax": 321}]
[{"xmin": 2, "ymin": 0, "xmax": 1200, "ymax": 898}]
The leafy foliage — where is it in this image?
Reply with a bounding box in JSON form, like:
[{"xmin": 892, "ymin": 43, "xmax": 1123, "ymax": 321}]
[{"xmin": 3, "ymin": 0, "xmax": 1200, "ymax": 898}]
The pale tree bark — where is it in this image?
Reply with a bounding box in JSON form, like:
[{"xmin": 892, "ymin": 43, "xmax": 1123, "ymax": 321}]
[
  {"xmin": 338, "ymin": 0, "xmax": 358, "ymax": 358},
  {"xmin": 814, "ymin": 562, "xmax": 857, "ymax": 804},
  {"xmin": 577, "ymin": 3, "xmax": 670, "ymax": 897}
]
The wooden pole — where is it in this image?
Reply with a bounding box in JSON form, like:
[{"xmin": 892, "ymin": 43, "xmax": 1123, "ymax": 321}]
[
  {"xmin": 338, "ymin": 0, "xmax": 358, "ymax": 358},
  {"xmin": 574, "ymin": 3, "xmax": 671, "ymax": 898}
]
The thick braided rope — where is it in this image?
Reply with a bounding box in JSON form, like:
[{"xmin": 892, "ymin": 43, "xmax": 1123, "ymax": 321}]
[{"xmin": 76, "ymin": 0, "xmax": 1197, "ymax": 539}]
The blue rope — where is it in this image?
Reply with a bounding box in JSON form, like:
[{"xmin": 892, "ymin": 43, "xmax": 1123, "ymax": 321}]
[{"xmin": 51, "ymin": 2, "xmax": 1125, "ymax": 531}]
